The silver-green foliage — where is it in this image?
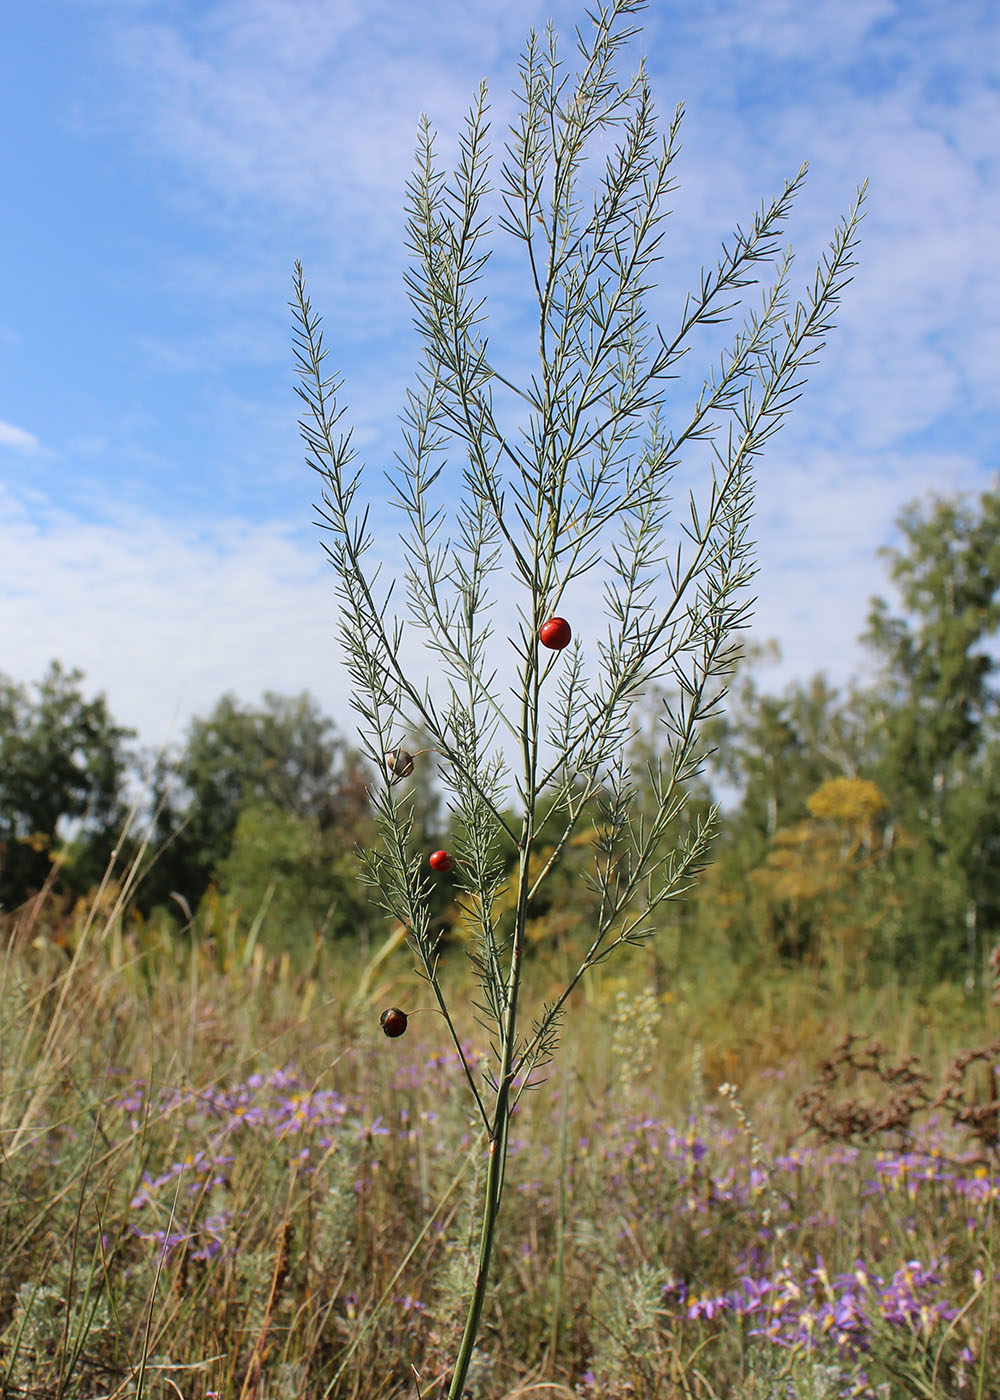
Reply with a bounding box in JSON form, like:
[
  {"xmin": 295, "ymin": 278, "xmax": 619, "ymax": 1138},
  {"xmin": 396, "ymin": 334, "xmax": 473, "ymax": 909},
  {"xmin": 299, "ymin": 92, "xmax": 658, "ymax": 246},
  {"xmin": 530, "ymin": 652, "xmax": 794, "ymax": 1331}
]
[{"xmin": 292, "ymin": 0, "xmax": 863, "ymax": 1390}]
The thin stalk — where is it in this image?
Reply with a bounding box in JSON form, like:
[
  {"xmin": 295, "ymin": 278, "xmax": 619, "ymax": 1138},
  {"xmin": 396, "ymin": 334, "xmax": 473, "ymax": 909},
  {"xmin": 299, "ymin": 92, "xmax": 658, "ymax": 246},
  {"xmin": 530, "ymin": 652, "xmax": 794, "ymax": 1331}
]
[
  {"xmin": 445, "ymin": 1099, "xmax": 509, "ymax": 1399},
  {"xmin": 548, "ymin": 1067, "xmax": 571, "ymax": 1367},
  {"xmin": 448, "ymin": 721, "xmax": 537, "ymax": 1397}
]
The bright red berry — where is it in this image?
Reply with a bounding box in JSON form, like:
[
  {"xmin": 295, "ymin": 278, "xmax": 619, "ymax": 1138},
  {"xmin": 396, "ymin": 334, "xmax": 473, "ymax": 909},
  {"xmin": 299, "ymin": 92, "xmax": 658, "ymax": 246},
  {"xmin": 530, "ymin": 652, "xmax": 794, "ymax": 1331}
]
[
  {"xmin": 428, "ymin": 850, "xmax": 454, "ymax": 873},
  {"xmin": 539, "ymin": 616, "xmax": 572, "ymax": 650},
  {"xmin": 380, "ymin": 1007, "xmax": 408, "ymax": 1038}
]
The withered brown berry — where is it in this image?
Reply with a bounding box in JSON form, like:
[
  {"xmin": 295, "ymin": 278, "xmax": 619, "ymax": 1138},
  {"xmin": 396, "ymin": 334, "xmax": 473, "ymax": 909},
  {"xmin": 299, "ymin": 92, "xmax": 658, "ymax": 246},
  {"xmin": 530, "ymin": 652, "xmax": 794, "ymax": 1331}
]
[{"xmin": 386, "ymin": 749, "xmax": 415, "ymax": 778}]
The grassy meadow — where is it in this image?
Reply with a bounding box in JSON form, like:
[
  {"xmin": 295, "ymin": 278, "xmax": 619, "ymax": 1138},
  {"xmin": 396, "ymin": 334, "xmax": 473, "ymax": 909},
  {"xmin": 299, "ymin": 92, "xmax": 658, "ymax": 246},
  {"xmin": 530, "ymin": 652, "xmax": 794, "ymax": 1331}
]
[{"xmin": 1, "ymin": 879, "xmax": 998, "ymax": 1400}]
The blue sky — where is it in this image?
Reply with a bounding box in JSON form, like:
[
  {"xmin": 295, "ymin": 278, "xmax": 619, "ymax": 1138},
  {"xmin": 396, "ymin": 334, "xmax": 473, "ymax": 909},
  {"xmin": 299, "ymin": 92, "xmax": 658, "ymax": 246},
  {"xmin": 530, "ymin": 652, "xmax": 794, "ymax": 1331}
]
[{"xmin": 2, "ymin": 0, "xmax": 998, "ymax": 759}]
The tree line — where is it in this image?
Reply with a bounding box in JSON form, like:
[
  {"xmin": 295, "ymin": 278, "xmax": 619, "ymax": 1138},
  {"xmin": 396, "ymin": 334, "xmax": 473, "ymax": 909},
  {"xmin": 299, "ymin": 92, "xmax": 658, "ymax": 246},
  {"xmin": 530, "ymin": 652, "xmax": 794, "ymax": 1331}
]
[
  {"xmin": 696, "ymin": 482, "xmax": 1000, "ymax": 985},
  {"xmin": 2, "ymin": 483, "xmax": 998, "ymax": 984},
  {"xmin": 0, "ymin": 681, "xmax": 385, "ymax": 944}
]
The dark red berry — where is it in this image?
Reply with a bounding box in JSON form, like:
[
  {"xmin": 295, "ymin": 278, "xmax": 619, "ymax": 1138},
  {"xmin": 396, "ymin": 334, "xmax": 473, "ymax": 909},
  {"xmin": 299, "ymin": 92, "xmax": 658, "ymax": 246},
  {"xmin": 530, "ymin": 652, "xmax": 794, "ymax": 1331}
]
[
  {"xmin": 428, "ymin": 850, "xmax": 454, "ymax": 873},
  {"xmin": 380, "ymin": 1007, "xmax": 408, "ymax": 1038},
  {"xmin": 539, "ymin": 616, "xmax": 572, "ymax": 650}
]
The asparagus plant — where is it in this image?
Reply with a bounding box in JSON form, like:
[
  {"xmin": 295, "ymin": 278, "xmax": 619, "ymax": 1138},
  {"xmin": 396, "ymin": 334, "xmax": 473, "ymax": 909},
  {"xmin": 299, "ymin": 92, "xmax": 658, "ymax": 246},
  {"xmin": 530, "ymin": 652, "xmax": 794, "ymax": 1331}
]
[{"xmin": 292, "ymin": 1, "xmax": 864, "ymax": 1392}]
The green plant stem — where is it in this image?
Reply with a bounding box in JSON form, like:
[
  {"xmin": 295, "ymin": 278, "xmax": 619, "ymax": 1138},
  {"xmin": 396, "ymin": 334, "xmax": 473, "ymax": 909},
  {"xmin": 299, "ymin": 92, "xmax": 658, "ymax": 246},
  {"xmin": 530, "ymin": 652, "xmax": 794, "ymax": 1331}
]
[
  {"xmin": 447, "ymin": 813, "xmax": 534, "ymax": 1397},
  {"xmin": 549, "ymin": 1069, "xmax": 571, "ymax": 1367},
  {"xmin": 291, "ymin": 0, "xmax": 864, "ymax": 1385},
  {"xmin": 446, "ymin": 1099, "xmax": 508, "ymax": 1400}
]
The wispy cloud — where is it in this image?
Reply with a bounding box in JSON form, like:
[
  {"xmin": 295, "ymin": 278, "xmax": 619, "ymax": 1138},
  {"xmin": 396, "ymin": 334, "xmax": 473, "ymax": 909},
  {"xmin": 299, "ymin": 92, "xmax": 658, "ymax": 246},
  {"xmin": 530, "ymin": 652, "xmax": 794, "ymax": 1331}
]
[
  {"xmin": 2, "ymin": 0, "xmax": 996, "ymax": 750},
  {"xmin": 96, "ymin": 0, "xmax": 999, "ymax": 436},
  {"xmin": 2, "ymin": 442, "xmax": 989, "ymax": 761},
  {"xmin": 0, "ymin": 420, "xmax": 43, "ymax": 454},
  {"xmin": 0, "ymin": 483, "xmax": 347, "ymax": 750}
]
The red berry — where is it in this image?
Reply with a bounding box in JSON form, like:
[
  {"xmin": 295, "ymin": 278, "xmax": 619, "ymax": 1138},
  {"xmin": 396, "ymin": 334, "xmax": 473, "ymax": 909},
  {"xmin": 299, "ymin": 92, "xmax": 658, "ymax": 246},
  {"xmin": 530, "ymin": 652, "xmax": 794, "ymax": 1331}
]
[
  {"xmin": 539, "ymin": 616, "xmax": 572, "ymax": 650},
  {"xmin": 428, "ymin": 850, "xmax": 454, "ymax": 873},
  {"xmin": 380, "ymin": 1007, "xmax": 408, "ymax": 1038}
]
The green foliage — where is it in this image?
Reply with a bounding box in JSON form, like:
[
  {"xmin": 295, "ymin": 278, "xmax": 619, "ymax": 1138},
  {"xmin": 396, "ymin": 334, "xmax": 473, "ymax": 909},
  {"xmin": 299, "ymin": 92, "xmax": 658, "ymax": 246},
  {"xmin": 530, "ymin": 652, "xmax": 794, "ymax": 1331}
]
[
  {"xmin": 145, "ymin": 689, "xmax": 374, "ymax": 924},
  {"xmin": 710, "ymin": 656, "xmax": 877, "ymax": 842},
  {"xmin": 0, "ymin": 660, "xmax": 136, "ymax": 910},
  {"xmin": 693, "ymin": 663, "xmax": 875, "ymax": 971},
  {"xmin": 4, "ymin": 478, "xmax": 999, "ymax": 989},
  {"xmin": 693, "ymin": 482, "xmax": 1000, "ymax": 987},
  {"xmin": 864, "ymin": 484, "xmax": 1000, "ymax": 981},
  {"xmin": 866, "ymin": 488, "xmax": 1000, "ymax": 784},
  {"xmin": 0, "ymin": 667, "xmax": 381, "ymax": 950},
  {"xmin": 212, "ymin": 798, "xmax": 374, "ymax": 950}
]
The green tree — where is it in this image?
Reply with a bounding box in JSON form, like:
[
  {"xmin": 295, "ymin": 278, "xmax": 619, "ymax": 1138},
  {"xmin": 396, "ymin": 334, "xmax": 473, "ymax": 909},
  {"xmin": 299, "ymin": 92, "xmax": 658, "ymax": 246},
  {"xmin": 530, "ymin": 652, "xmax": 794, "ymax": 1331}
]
[
  {"xmin": 212, "ymin": 799, "xmax": 374, "ymax": 953},
  {"xmin": 865, "ymin": 487, "xmax": 1000, "ymax": 812},
  {"xmin": 687, "ymin": 486, "xmax": 1000, "ymax": 984},
  {"xmin": 710, "ymin": 650, "xmax": 877, "ymax": 842},
  {"xmin": 863, "ymin": 484, "xmax": 1000, "ymax": 981},
  {"xmin": 0, "ymin": 662, "xmax": 136, "ymax": 909},
  {"xmin": 143, "ymin": 690, "xmax": 374, "ymax": 921}
]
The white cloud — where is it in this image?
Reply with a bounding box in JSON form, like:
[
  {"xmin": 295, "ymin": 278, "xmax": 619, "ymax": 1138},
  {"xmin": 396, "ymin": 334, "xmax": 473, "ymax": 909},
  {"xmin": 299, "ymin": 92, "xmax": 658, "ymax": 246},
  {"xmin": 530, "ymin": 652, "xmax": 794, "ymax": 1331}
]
[
  {"xmin": 640, "ymin": 1, "xmax": 1000, "ymax": 457},
  {"xmin": 0, "ymin": 486, "xmax": 351, "ymax": 752},
  {"xmin": 103, "ymin": 1, "xmax": 509, "ymax": 223},
  {"xmin": 746, "ymin": 444, "xmax": 988, "ymax": 691},
  {"xmin": 6, "ymin": 0, "xmax": 993, "ymax": 758},
  {"xmin": 4, "ymin": 437, "xmax": 985, "ymax": 760},
  {"xmin": 87, "ymin": 0, "xmax": 1000, "ymax": 450},
  {"xmin": 0, "ymin": 420, "xmax": 42, "ymax": 453},
  {"xmin": 671, "ymin": 0, "xmax": 896, "ymax": 59}
]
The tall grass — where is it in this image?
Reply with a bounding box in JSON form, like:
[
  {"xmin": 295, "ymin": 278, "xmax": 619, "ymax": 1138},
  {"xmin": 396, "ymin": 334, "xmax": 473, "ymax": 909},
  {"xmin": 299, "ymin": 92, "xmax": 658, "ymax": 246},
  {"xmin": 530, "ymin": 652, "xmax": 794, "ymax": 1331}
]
[{"xmin": 1, "ymin": 871, "xmax": 996, "ymax": 1399}]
